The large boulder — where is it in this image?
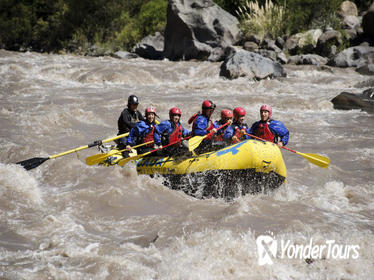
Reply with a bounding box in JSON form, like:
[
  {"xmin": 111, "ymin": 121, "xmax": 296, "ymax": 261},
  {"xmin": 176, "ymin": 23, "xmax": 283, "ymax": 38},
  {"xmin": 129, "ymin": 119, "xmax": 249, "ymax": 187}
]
[
  {"xmin": 164, "ymin": 0, "xmax": 240, "ymax": 61},
  {"xmin": 134, "ymin": 32, "xmax": 164, "ymax": 60},
  {"xmin": 339, "ymin": 1, "xmax": 358, "ymax": 17},
  {"xmin": 331, "ymin": 46, "xmax": 374, "ymax": 67},
  {"xmin": 331, "ymin": 88, "xmax": 374, "ymax": 113},
  {"xmin": 288, "ymin": 54, "xmax": 328, "ymax": 65},
  {"xmin": 219, "ymin": 50, "xmax": 286, "ymax": 80},
  {"xmin": 284, "ymin": 29, "xmax": 323, "ymax": 55},
  {"xmin": 316, "ymin": 30, "xmax": 343, "ymax": 57}
]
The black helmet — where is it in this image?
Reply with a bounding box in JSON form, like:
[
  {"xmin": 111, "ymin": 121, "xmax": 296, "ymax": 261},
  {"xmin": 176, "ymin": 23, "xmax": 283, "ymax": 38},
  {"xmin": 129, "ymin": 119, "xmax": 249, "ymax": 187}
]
[{"xmin": 128, "ymin": 95, "xmax": 139, "ymax": 106}]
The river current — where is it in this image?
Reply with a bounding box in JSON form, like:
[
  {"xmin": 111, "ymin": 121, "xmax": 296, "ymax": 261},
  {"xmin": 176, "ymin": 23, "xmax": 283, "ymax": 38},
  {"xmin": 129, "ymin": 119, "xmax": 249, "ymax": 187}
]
[{"xmin": 0, "ymin": 49, "xmax": 373, "ymax": 279}]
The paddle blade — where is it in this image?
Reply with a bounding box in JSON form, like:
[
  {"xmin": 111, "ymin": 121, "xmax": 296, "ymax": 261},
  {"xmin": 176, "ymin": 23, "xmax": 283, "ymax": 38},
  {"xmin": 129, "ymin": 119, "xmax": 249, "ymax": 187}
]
[
  {"xmin": 299, "ymin": 152, "xmax": 330, "ymax": 168},
  {"xmin": 86, "ymin": 154, "xmax": 110, "ymax": 166},
  {"xmin": 16, "ymin": 157, "xmax": 49, "ymax": 170},
  {"xmin": 188, "ymin": 135, "xmax": 206, "ymax": 152},
  {"xmin": 118, "ymin": 153, "xmax": 145, "ymax": 167}
]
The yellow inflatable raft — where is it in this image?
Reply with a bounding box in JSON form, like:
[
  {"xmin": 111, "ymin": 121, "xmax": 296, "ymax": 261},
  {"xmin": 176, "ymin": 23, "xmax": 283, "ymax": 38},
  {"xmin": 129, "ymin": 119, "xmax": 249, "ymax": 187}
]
[{"xmin": 102, "ymin": 139, "xmax": 286, "ymax": 200}]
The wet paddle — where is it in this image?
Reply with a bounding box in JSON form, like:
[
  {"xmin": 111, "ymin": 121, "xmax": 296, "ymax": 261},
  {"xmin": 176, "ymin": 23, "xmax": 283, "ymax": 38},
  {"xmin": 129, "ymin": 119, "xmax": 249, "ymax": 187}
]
[
  {"xmin": 245, "ymin": 133, "xmax": 330, "ymax": 168},
  {"xmin": 16, "ymin": 132, "xmax": 129, "ymax": 170},
  {"xmin": 188, "ymin": 122, "xmax": 230, "ymax": 152},
  {"xmin": 118, "ymin": 136, "xmax": 191, "ymax": 167},
  {"xmin": 85, "ymin": 140, "xmax": 154, "ymax": 166}
]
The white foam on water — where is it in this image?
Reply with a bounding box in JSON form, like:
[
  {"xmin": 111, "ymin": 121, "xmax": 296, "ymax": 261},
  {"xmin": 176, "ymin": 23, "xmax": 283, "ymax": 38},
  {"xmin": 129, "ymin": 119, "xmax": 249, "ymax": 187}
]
[{"xmin": 0, "ymin": 163, "xmax": 43, "ymax": 209}]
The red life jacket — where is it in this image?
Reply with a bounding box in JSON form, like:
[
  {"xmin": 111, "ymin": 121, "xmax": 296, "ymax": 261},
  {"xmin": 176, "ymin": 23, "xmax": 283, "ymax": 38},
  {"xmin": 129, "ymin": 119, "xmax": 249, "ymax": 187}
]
[
  {"xmin": 169, "ymin": 122, "xmax": 183, "ymax": 145},
  {"xmin": 213, "ymin": 120, "xmax": 227, "ymax": 142},
  {"xmin": 255, "ymin": 121, "xmax": 275, "ymax": 142},
  {"xmin": 143, "ymin": 125, "xmax": 155, "ymax": 147},
  {"xmin": 233, "ymin": 123, "xmax": 248, "ymax": 143}
]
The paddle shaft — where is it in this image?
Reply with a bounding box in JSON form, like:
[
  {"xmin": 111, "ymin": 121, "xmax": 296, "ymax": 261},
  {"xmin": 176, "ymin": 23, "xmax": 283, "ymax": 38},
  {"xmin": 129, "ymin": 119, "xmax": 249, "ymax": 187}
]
[
  {"xmin": 245, "ymin": 132, "xmax": 330, "ymax": 168},
  {"xmin": 17, "ymin": 132, "xmax": 129, "ymax": 170},
  {"xmin": 49, "ymin": 132, "xmax": 129, "ymax": 159},
  {"xmin": 244, "ymin": 132, "xmax": 292, "ymax": 151}
]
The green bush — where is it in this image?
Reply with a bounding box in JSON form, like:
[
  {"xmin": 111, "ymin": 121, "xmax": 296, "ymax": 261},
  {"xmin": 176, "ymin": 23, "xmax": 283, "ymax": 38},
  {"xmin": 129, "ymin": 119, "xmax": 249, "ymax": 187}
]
[
  {"xmin": 282, "ymin": 0, "xmax": 345, "ymax": 34},
  {"xmin": 113, "ymin": 0, "xmax": 167, "ymax": 50}
]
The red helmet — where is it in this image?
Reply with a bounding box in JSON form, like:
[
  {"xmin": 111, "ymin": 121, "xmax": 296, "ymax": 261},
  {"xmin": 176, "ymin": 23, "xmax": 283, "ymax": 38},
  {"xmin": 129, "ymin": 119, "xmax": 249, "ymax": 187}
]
[
  {"xmin": 233, "ymin": 107, "xmax": 246, "ymax": 119},
  {"xmin": 260, "ymin": 104, "xmax": 272, "ymax": 119},
  {"xmin": 202, "ymin": 100, "xmax": 216, "ymax": 110},
  {"xmin": 145, "ymin": 106, "xmax": 157, "ymax": 116},
  {"xmin": 221, "ymin": 109, "xmax": 233, "ymax": 119},
  {"xmin": 169, "ymin": 107, "xmax": 182, "ymax": 118}
]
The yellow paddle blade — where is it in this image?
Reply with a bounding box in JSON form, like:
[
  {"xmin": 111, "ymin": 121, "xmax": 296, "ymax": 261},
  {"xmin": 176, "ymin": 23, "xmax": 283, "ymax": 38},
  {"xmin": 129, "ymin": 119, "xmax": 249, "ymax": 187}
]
[
  {"xmin": 297, "ymin": 152, "xmax": 330, "ymax": 168},
  {"xmin": 86, "ymin": 140, "xmax": 153, "ymax": 166},
  {"xmin": 117, "ymin": 152, "xmax": 151, "ymax": 167},
  {"xmin": 86, "ymin": 150, "xmax": 119, "ymax": 166},
  {"xmin": 188, "ymin": 135, "xmax": 207, "ymax": 152}
]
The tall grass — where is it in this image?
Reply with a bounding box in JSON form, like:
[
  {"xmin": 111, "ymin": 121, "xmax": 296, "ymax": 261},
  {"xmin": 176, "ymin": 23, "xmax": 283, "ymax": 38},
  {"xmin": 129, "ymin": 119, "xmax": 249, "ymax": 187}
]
[{"xmin": 237, "ymin": 0, "xmax": 286, "ymax": 41}]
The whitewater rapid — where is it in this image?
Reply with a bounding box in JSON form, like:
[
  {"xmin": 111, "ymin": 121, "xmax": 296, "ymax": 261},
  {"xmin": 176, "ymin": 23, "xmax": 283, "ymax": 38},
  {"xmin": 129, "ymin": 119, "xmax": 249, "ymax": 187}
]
[{"xmin": 1, "ymin": 49, "xmax": 373, "ymax": 279}]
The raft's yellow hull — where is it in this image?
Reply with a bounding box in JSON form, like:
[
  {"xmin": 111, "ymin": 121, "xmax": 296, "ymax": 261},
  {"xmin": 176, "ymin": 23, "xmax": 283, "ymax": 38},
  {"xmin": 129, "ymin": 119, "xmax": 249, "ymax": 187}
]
[
  {"xmin": 135, "ymin": 140, "xmax": 286, "ymax": 178},
  {"xmin": 105, "ymin": 140, "xmax": 287, "ymax": 199}
]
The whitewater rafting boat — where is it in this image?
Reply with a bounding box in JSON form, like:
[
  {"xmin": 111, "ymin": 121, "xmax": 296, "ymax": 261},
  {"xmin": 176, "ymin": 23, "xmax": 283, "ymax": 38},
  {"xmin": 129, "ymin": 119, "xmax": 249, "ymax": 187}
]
[{"xmin": 98, "ymin": 139, "xmax": 287, "ymax": 200}]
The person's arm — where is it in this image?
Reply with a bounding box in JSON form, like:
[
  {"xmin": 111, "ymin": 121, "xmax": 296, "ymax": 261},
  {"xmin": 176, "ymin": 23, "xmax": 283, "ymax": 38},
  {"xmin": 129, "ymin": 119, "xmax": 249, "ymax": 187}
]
[
  {"xmin": 223, "ymin": 125, "xmax": 234, "ymax": 140},
  {"xmin": 156, "ymin": 121, "xmax": 169, "ymax": 135},
  {"xmin": 126, "ymin": 126, "xmax": 137, "ymax": 150},
  {"xmin": 126, "ymin": 122, "xmax": 143, "ymax": 147},
  {"xmin": 181, "ymin": 124, "xmax": 191, "ymax": 137},
  {"xmin": 270, "ymin": 120, "xmax": 289, "ymax": 146},
  {"xmin": 193, "ymin": 116, "xmax": 208, "ymax": 136},
  {"xmin": 153, "ymin": 125, "xmax": 162, "ymax": 146}
]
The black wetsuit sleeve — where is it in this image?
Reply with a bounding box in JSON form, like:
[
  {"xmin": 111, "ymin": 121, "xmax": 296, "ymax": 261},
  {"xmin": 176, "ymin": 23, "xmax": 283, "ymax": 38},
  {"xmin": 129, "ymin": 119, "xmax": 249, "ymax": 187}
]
[{"xmin": 118, "ymin": 109, "xmax": 132, "ymax": 134}]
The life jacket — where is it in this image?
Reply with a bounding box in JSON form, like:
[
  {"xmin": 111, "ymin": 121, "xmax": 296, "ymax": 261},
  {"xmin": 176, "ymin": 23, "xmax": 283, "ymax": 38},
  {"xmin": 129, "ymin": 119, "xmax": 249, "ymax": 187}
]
[
  {"xmin": 191, "ymin": 113, "xmax": 214, "ymax": 139},
  {"xmin": 233, "ymin": 122, "xmax": 248, "ymax": 143},
  {"xmin": 169, "ymin": 122, "xmax": 183, "ymax": 145},
  {"xmin": 141, "ymin": 123, "xmax": 155, "ymax": 147},
  {"xmin": 213, "ymin": 120, "xmax": 227, "ymax": 142},
  {"xmin": 161, "ymin": 121, "xmax": 183, "ymax": 146},
  {"xmin": 255, "ymin": 121, "xmax": 275, "ymax": 142}
]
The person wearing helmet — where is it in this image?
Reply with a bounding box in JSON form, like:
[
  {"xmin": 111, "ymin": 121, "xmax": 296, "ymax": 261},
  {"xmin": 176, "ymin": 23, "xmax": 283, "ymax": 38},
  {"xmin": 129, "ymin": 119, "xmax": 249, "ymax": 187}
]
[
  {"xmin": 223, "ymin": 107, "xmax": 250, "ymax": 143},
  {"xmin": 213, "ymin": 109, "xmax": 233, "ymax": 142},
  {"xmin": 125, "ymin": 106, "xmax": 161, "ymax": 155},
  {"xmin": 157, "ymin": 107, "xmax": 191, "ymax": 156},
  {"xmin": 117, "ymin": 95, "xmax": 145, "ymax": 149},
  {"xmin": 248, "ymin": 105, "xmax": 289, "ymax": 147},
  {"xmin": 189, "ymin": 100, "xmax": 217, "ymax": 153}
]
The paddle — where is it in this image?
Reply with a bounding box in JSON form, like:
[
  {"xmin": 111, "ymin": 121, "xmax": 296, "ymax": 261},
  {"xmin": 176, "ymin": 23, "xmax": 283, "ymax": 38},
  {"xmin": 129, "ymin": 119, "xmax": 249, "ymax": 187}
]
[
  {"xmin": 188, "ymin": 122, "xmax": 230, "ymax": 152},
  {"xmin": 85, "ymin": 140, "xmax": 154, "ymax": 166},
  {"xmin": 118, "ymin": 136, "xmax": 192, "ymax": 167},
  {"xmin": 245, "ymin": 133, "xmax": 330, "ymax": 168},
  {"xmin": 16, "ymin": 132, "xmax": 130, "ymax": 171}
]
